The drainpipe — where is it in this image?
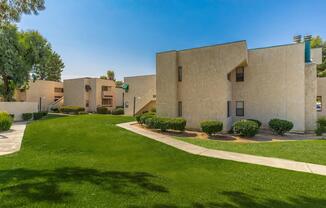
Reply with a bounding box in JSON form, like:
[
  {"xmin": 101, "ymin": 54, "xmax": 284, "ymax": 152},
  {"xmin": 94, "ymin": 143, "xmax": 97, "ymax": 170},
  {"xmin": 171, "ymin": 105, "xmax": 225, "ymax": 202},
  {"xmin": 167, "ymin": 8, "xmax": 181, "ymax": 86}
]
[{"xmin": 304, "ymin": 35, "xmax": 312, "ymax": 63}]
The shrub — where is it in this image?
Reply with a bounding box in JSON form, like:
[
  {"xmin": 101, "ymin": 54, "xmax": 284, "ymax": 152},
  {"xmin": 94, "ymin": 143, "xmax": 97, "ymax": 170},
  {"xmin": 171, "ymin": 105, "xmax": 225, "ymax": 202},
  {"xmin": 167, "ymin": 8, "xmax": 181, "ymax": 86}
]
[
  {"xmin": 0, "ymin": 112, "xmax": 12, "ymax": 132},
  {"xmin": 22, "ymin": 113, "xmax": 33, "ymax": 121},
  {"xmin": 135, "ymin": 114, "xmax": 142, "ymax": 123},
  {"xmin": 60, "ymin": 106, "xmax": 85, "ymax": 114},
  {"xmin": 169, "ymin": 118, "xmax": 187, "ymax": 131},
  {"xmin": 112, "ymin": 108, "xmax": 124, "ymax": 115},
  {"xmin": 247, "ymin": 119, "xmax": 262, "ymax": 128},
  {"xmin": 268, "ymin": 118, "xmax": 294, "ymax": 135},
  {"xmin": 315, "ymin": 117, "xmax": 326, "ymax": 136},
  {"xmin": 97, "ymin": 106, "xmax": 109, "ymax": 114},
  {"xmin": 200, "ymin": 120, "xmax": 223, "ymax": 135},
  {"xmin": 41, "ymin": 111, "xmax": 48, "ymax": 117},
  {"xmin": 9, "ymin": 114, "xmax": 14, "ymax": 120},
  {"xmin": 33, "ymin": 112, "xmax": 44, "ymax": 120},
  {"xmin": 51, "ymin": 107, "xmax": 59, "ymax": 113},
  {"xmin": 155, "ymin": 117, "xmax": 170, "ymax": 131},
  {"xmin": 150, "ymin": 107, "xmax": 156, "ymax": 113},
  {"xmin": 233, "ymin": 120, "xmax": 259, "ymax": 137},
  {"xmin": 139, "ymin": 112, "xmax": 156, "ymax": 124}
]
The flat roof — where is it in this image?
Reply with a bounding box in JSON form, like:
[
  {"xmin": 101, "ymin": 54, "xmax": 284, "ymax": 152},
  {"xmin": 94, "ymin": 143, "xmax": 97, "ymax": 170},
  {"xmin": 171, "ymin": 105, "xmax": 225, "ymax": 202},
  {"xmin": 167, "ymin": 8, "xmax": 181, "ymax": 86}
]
[{"xmin": 157, "ymin": 40, "xmax": 246, "ymax": 54}]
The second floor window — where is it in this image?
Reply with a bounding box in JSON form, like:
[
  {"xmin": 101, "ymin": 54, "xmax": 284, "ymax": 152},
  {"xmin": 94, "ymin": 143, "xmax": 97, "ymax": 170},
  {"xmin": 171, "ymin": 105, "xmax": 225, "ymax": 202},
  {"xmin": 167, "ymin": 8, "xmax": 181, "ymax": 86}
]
[
  {"xmin": 178, "ymin": 66, "xmax": 182, "ymax": 82},
  {"xmin": 236, "ymin": 67, "xmax": 244, "ymax": 82},
  {"xmin": 102, "ymin": 86, "xmax": 111, "ymax": 91},
  {"xmin": 54, "ymin": 87, "xmax": 64, "ymax": 93}
]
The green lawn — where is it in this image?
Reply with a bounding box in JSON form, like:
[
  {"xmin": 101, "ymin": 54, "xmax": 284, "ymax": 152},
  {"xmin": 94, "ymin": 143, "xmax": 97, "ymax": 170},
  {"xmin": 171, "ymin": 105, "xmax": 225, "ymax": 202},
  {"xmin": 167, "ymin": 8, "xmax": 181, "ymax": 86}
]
[
  {"xmin": 0, "ymin": 115, "xmax": 326, "ymax": 207},
  {"xmin": 176, "ymin": 136, "xmax": 326, "ymax": 165}
]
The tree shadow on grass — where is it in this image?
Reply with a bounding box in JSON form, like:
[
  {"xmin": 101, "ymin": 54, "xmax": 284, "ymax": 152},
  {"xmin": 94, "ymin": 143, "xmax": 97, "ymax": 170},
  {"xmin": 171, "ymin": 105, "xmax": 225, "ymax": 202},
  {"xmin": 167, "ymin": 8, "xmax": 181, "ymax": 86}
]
[
  {"xmin": 0, "ymin": 167, "xmax": 168, "ymax": 208},
  {"xmin": 130, "ymin": 191, "xmax": 326, "ymax": 208}
]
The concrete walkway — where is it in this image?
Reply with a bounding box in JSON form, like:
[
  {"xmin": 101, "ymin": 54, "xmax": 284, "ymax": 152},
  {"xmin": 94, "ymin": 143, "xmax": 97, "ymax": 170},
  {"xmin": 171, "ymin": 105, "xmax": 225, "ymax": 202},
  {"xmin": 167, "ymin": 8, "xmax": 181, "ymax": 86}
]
[
  {"xmin": 0, "ymin": 122, "xmax": 26, "ymax": 156},
  {"xmin": 118, "ymin": 122, "xmax": 326, "ymax": 176}
]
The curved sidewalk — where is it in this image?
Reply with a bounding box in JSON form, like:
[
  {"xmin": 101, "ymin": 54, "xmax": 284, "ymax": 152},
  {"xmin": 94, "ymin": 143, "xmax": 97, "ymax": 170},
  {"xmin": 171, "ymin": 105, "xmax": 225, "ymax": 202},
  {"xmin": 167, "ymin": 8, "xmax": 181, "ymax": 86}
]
[
  {"xmin": 118, "ymin": 122, "xmax": 326, "ymax": 176},
  {"xmin": 0, "ymin": 122, "xmax": 26, "ymax": 156}
]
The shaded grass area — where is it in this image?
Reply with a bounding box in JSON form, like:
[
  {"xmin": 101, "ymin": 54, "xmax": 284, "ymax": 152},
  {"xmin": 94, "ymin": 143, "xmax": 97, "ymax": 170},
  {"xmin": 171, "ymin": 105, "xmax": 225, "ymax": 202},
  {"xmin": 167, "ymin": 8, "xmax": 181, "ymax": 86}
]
[
  {"xmin": 0, "ymin": 115, "xmax": 325, "ymax": 207},
  {"xmin": 176, "ymin": 136, "xmax": 326, "ymax": 165}
]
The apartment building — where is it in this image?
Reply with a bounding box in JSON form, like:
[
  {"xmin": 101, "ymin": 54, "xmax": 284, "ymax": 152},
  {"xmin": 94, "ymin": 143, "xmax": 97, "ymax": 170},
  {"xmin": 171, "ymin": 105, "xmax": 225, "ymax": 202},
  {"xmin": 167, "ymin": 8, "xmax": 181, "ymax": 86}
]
[
  {"xmin": 156, "ymin": 39, "xmax": 322, "ymax": 132},
  {"xmin": 63, "ymin": 77, "xmax": 116, "ymax": 112},
  {"xmin": 15, "ymin": 80, "xmax": 64, "ymax": 111},
  {"xmin": 123, "ymin": 75, "xmax": 156, "ymax": 115}
]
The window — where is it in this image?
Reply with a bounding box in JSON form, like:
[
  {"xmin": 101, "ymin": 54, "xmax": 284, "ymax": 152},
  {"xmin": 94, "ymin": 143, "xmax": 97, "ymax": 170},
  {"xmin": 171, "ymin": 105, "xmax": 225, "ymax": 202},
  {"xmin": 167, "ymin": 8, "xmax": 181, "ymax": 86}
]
[
  {"xmin": 102, "ymin": 86, "xmax": 112, "ymax": 91},
  {"xmin": 85, "ymin": 85, "xmax": 91, "ymax": 92},
  {"xmin": 54, "ymin": 87, "xmax": 64, "ymax": 93},
  {"xmin": 236, "ymin": 101, "xmax": 244, "ymax": 116},
  {"xmin": 236, "ymin": 67, "xmax": 244, "ymax": 82},
  {"xmin": 178, "ymin": 66, "xmax": 182, "ymax": 82},
  {"xmin": 178, "ymin": 101, "xmax": 182, "ymax": 117},
  {"xmin": 153, "ymin": 94, "xmax": 156, "ymax": 98},
  {"xmin": 102, "ymin": 96, "xmax": 113, "ymax": 107},
  {"xmin": 125, "ymin": 101, "xmax": 129, "ymax": 108},
  {"xmin": 227, "ymin": 101, "xmax": 231, "ymax": 117},
  {"xmin": 54, "ymin": 96, "xmax": 62, "ymax": 102},
  {"xmin": 86, "ymin": 100, "xmax": 89, "ymax": 107},
  {"xmin": 317, "ymin": 96, "xmax": 322, "ymax": 112}
]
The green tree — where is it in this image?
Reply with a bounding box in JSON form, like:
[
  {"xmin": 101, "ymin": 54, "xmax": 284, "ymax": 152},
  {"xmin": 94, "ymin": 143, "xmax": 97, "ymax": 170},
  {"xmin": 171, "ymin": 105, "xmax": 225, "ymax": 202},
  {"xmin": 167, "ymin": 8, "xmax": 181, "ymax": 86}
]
[
  {"xmin": 0, "ymin": 0, "xmax": 45, "ymax": 25},
  {"xmin": 100, "ymin": 75, "xmax": 107, "ymax": 79},
  {"xmin": 311, "ymin": 36, "xmax": 326, "ymax": 77},
  {"xmin": 0, "ymin": 24, "xmax": 29, "ymax": 101},
  {"xmin": 20, "ymin": 30, "xmax": 64, "ymax": 81},
  {"xmin": 115, "ymin": 80, "xmax": 123, "ymax": 88},
  {"xmin": 107, "ymin": 70, "xmax": 115, "ymax": 81}
]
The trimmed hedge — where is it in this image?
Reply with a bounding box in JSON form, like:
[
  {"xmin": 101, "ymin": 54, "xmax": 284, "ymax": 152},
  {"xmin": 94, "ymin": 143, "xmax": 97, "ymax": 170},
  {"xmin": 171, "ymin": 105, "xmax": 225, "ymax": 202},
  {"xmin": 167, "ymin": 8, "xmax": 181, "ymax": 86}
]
[
  {"xmin": 233, "ymin": 120, "xmax": 259, "ymax": 137},
  {"xmin": 316, "ymin": 117, "xmax": 326, "ymax": 135},
  {"xmin": 60, "ymin": 106, "xmax": 85, "ymax": 114},
  {"xmin": 268, "ymin": 118, "xmax": 293, "ymax": 135},
  {"xmin": 247, "ymin": 119, "xmax": 262, "ymax": 128},
  {"xmin": 0, "ymin": 112, "xmax": 12, "ymax": 132},
  {"xmin": 33, "ymin": 112, "xmax": 44, "ymax": 120},
  {"xmin": 200, "ymin": 120, "xmax": 223, "ymax": 135},
  {"xmin": 97, "ymin": 106, "xmax": 109, "ymax": 114},
  {"xmin": 112, "ymin": 108, "xmax": 124, "ymax": 115},
  {"xmin": 22, "ymin": 113, "xmax": 33, "ymax": 121},
  {"xmin": 139, "ymin": 113, "xmax": 186, "ymax": 132}
]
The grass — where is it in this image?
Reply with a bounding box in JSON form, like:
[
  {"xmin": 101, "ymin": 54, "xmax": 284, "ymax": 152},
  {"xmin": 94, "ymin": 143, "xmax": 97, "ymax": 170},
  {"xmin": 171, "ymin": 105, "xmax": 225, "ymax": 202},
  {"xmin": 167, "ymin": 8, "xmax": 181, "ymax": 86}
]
[
  {"xmin": 175, "ymin": 136, "xmax": 326, "ymax": 165},
  {"xmin": 0, "ymin": 115, "xmax": 325, "ymax": 207}
]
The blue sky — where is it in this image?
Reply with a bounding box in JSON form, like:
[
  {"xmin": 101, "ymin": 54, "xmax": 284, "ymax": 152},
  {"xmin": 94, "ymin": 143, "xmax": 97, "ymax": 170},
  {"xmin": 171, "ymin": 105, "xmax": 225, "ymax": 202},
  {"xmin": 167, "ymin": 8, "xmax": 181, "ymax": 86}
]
[{"xmin": 18, "ymin": 0, "xmax": 326, "ymax": 81}]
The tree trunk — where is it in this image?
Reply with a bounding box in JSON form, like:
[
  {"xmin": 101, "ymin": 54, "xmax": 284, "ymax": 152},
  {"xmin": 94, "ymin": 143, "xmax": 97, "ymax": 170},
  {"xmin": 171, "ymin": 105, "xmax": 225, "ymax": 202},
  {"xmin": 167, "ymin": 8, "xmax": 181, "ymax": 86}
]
[{"xmin": 2, "ymin": 75, "xmax": 10, "ymax": 101}]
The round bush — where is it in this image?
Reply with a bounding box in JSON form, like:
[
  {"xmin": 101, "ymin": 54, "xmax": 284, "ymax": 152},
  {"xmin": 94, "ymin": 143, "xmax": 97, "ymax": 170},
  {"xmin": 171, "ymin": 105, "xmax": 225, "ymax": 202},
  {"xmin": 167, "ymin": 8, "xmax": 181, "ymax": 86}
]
[
  {"xmin": 233, "ymin": 120, "xmax": 259, "ymax": 137},
  {"xmin": 139, "ymin": 112, "xmax": 156, "ymax": 124},
  {"xmin": 169, "ymin": 118, "xmax": 187, "ymax": 131},
  {"xmin": 112, "ymin": 108, "xmax": 124, "ymax": 115},
  {"xmin": 247, "ymin": 119, "xmax": 262, "ymax": 128},
  {"xmin": 33, "ymin": 112, "xmax": 44, "ymax": 120},
  {"xmin": 0, "ymin": 112, "xmax": 13, "ymax": 132},
  {"xmin": 22, "ymin": 113, "xmax": 33, "ymax": 121},
  {"xmin": 200, "ymin": 120, "xmax": 223, "ymax": 135},
  {"xmin": 268, "ymin": 118, "xmax": 293, "ymax": 135},
  {"xmin": 97, "ymin": 106, "xmax": 109, "ymax": 114}
]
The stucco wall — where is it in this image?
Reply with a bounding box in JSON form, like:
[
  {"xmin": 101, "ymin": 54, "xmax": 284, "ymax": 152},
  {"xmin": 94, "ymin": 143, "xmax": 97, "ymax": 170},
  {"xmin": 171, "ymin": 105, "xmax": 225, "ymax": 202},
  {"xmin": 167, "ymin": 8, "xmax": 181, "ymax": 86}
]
[
  {"xmin": 15, "ymin": 80, "xmax": 63, "ymax": 111},
  {"xmin": 317, "ymin": 77, "xmax": 326, "ymax": 118},
  {"xmin": 0, "ymin": 102, "xmax": 38, "ymax": 121},
  {"xmin": 157, "ymin": 41, "xmax": 248, "ymax": 130},
  {"xmin": 64, "ymin": 78, "xmax": 86, "ymax": 109},
  {"xmin": 311, "ymin": 48, "xmax": 323, "ymax": 65},
  {"xmin": 115, "ymin": 88, "xmax": 124, "ymax": 107},
  {"xmin": 231, "ymin": 44, "xmax": 306, "ymax": 131},
  {"xmin": 63, "ymin": 78, "xmax": 116, "ymax": 112},
  {"xmin": 124, "ymin": 75, "xmax": 156, "ymax": 115},
  {"xmin": 304, "ymin": 63, "xmax": 317, "ymax": 131}
]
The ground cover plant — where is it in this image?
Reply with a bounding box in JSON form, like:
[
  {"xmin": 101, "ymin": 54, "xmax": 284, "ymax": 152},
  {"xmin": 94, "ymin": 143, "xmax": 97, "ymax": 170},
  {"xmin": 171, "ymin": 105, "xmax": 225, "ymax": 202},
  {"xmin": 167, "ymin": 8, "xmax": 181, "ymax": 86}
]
[{"xmin": 0, "ymin": 115, "xmax": 325, "ymax": 207}]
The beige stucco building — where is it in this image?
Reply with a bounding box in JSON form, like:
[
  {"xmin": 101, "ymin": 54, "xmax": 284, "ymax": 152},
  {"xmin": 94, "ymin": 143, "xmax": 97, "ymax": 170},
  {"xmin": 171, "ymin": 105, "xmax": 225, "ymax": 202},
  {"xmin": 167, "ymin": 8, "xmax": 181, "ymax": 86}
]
[
  {"xmin": 156, "ymin": 40, "xmax": 322, "ymax": 132},
  {"xmin": 14, "ymin": 80, "xmax": 64, "ymax": 111},
  {"xmin": 63, "ymin": 77, "xmax": 116, "ymax": 112},
  {"xmin": 123, "ymin": 75, "xmax": 156, "ymax": 115}
]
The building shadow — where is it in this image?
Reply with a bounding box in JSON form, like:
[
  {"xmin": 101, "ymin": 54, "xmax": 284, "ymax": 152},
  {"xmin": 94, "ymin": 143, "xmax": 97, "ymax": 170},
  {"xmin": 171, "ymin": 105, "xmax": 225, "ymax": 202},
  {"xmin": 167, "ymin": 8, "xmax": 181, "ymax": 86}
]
[{"xmin": 0, "ymin": 167, "xmax": 168, "ymax": 207}]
